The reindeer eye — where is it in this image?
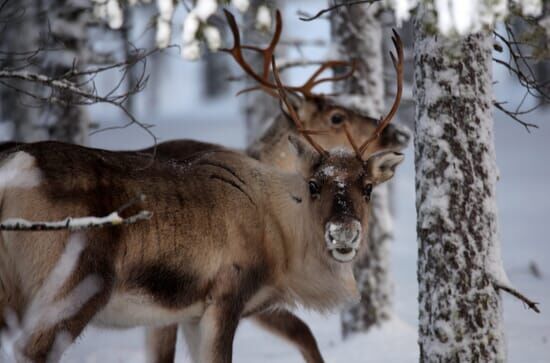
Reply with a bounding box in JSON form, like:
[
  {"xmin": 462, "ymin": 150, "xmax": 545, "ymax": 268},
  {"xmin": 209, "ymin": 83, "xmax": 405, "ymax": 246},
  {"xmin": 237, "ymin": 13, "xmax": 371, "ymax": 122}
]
[
  {"xmin": 363, "ymin": 183, "xmax": 373, "ymax": 201},
  {"xmin": 309, "ymin": 180, "xmax": 320, "ymax": 197},
  {"xmin": 330, "ymin": 112, "xmax": 346, "ymax": 126}
]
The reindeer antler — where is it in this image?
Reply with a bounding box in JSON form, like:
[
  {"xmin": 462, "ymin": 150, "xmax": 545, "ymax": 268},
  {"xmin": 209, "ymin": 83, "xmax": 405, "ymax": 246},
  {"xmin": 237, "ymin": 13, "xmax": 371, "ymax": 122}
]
[
  {"xmin": 344, "ymin": 29, "xmax": 404, "ymax": 160},
  {"xmin": 221, "ymin": 9, "xmax": 356, "ymax": 99},
  {"xmin": 286, "ymin": 60, "xmax": 357, "ymax": 99},
  {"xmin": 271, "ymin": 55, "xmax": 328, "ymax": 157},
  {"xmin": 220, "ymin": 9, "xmax": 282, "ymax": 90}
]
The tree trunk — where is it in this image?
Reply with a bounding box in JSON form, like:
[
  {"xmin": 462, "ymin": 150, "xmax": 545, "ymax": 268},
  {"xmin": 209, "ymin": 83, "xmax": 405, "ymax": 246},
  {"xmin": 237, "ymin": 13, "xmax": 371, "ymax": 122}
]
[
  {"xmin": 331, "ymin": 2, "xmax": 394, "ymax": 337},
  {"xmin": 241, "ymin": 0, "xmax": 281, "ymax": 143},
  {"xmin": 0, "ymin": 0, "xmax": 90, "ymax": 144},
  {"xmin": 414, "ymin": 10, "xmax": 506, "ymax": 363}
]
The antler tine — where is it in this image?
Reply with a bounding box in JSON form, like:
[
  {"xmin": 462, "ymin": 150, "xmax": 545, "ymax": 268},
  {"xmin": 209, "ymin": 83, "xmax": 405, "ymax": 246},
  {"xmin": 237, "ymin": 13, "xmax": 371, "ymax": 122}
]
[
  {"xmin": 262, "ymin": 10, "xmax": 282, "ymax": 79},
  {"xmin": 357, "ymin": 29, "xmax": 404, "ymax": 157},
  {"xmin": 271, "ymin": 55, "xmax": 328, "ymax": 157},
  {"xmin": 239, "ymin": 10, "xmax": 283, "ymax": 80},
  {"xmin": 220, "ymin": 9, "xmax": 279, "ymax": 90},
  {"xmin": 342, "ymin": 122, "xmax": 362, "ymax": 158},
  {"xmin": 288, "ymin": 60, "xmax": 357, "ymax": 98}
]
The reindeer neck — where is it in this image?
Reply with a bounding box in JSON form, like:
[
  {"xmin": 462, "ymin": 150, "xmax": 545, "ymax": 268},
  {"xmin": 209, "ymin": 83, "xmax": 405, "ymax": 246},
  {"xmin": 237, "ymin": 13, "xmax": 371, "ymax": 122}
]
[
  {"xmin": 258, "ymin": 171, "xmax": 360, "ymax": 311},
  {"xmin": 245, "ymin": 114, "xmax": 300, "ymax": 172}
]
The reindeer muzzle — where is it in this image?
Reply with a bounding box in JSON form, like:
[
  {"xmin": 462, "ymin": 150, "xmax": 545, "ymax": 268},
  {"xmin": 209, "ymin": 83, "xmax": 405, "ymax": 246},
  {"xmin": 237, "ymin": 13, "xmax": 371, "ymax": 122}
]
[{"xmin": 324, "ymin": 219, "xmax": 362, "ymax": 263}]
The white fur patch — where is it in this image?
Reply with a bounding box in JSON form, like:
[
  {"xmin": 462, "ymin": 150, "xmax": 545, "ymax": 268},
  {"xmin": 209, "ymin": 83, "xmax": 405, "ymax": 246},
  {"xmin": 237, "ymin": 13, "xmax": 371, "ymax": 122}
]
[
  {"xmin": 0, "ymin": 152, "xmax": 42, "ymax": 189},
  {"xmin": 94, "ymin": 294, "xmax": 204, "ymax": 328},
  {"xmin": 331, "ymin": 249, "xmax": 357, "ymax": 262}
]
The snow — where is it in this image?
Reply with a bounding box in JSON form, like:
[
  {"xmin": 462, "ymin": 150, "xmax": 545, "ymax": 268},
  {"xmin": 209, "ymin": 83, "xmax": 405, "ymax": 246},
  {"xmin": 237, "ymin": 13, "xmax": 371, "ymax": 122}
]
[
  {"xmin": 231, "ymin": 0, "xmax": 250, "ymax": 13},
  {"xmin": 156, "ymin": 0, "xmax": 175, "ymax": 48},
  {"xmin": 256, "ymin": 5, "xmax": 272, "ymax": 31},
  {"xmin": 203, "ymin": 26, "xmax": 221, "ymax": 51},
  {"xmin": 389, "ymin": 0, "xmax": 542, "ymax": 36},
  {"xmin": 194, "ymin": 0, "xmax": 217, "ymax": 21}
]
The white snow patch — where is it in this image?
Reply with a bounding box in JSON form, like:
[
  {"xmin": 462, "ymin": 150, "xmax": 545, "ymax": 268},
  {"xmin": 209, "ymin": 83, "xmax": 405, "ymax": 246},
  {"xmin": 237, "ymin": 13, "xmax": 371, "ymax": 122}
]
[
  {"xmin": 194, "ymin": 0, "xmax": 217, "ymax": 21},
  {"xmin": 256, "ymin": 5, "xmax": 272, "ymax": 31},
  {"xmin": 324, "ymin": 316, "xmax": 418, "ymax": 363},
  {"xmin": 231, "ymin": 0, "xmax": 250, "ymax": 12}
]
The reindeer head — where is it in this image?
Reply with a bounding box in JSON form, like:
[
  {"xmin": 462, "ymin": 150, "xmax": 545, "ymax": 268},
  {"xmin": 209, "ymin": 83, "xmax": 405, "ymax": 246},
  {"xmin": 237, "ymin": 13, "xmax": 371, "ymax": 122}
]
[
  {"xmin": 274, "ymin": 29, "xmax": 405, "ymax": 263},
  {"xmin": 289, "ymin": 136, "xmax": 403, "ymax": 262},
  {"xmin": 221, "ymin": 10, "xmax": 409, "ymax": 156}
]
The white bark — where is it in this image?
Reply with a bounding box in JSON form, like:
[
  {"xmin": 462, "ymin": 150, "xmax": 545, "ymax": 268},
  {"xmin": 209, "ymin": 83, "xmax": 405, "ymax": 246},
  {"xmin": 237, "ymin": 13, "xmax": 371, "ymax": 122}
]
[
  {"xmin": 414, "ymin": 8, "xmax": 506, "ymax": 362},
  {"xmin": 331, "ymin": 2, "xmax": 394, "ymax": 337}
]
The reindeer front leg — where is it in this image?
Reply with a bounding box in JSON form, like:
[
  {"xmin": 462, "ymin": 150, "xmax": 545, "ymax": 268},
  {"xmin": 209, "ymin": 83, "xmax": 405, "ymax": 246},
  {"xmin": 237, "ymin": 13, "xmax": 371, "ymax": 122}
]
[
  {"xmin": 254, "ymin": 310, "xmax": 324, "ymax": 363},
  {"xmin": 198, "ymin": 301, "xmax": 241, "ymax": 363},
  {"xmin": 198, "ymin": 264, "xmax": 264, "ymax": 363},
  {"xmin": 145, "ymin": 325, "xmax": 178, "ymax": 363}
]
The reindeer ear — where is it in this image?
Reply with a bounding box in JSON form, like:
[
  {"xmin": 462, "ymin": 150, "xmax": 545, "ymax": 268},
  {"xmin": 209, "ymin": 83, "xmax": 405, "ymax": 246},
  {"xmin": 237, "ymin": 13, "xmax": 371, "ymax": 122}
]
[
  {"xmin": 365, "ymin": 150, "xmax": 404, "ymax": 185},
  {"xmin": 280, "ymin": 93, "xmax": 304, "ymax": 120},
  {"xmin": 288, "ymin": 134, "xmax": 319, "ymax": 167}
]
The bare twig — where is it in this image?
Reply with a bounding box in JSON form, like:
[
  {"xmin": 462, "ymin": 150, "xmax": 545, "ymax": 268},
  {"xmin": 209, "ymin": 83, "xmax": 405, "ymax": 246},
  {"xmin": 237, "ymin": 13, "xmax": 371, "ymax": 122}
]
[
  {"xmin": 494, "ymin": 282, "xmax": 541, "ymax": 313},
  {"xmin": 299, "ymin": 0, "xmax": 381, "ymax": 22},
  {"xmin": 493, "ymin": 101, "xmax": 539, "ymax": 132}
]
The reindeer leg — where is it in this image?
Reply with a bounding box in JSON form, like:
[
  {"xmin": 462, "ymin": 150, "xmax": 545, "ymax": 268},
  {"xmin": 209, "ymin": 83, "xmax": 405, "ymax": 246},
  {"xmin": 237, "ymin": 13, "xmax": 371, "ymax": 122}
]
[
  {"xmin": 181, "ymin": 320, "xmax": 201, "ymax": 363},
  {"xmin": 198, "ymin": 303, "xmax": 240, "ymax": 363},
  {"xmin": 18, "ymin": 238, "xmax": 115, "ymax": 363},
  {"xmin": 254, "ymin": 310, "xmax": 324, "ymax": 363},
  {"xmin": 145, "ymin": 325, "xmax": 177, "ymax": 363}
]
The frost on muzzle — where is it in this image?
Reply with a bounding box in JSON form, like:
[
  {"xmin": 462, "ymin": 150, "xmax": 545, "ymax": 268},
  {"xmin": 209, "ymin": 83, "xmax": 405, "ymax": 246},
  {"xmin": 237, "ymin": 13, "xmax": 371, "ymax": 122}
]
[{"xmin": 324, "ymin": 219, "xmax": 362, "ymax": 262}]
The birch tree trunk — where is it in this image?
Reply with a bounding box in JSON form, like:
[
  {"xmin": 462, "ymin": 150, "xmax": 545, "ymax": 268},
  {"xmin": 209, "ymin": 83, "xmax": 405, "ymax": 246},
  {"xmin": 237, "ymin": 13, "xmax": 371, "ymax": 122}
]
[
  {"xmin": 331, "ymin": 2, "xmax": 394, "ymax": 337},
  {"xmin": 414, "ymin": 10, "xmax": 506, "ymax": 363}
]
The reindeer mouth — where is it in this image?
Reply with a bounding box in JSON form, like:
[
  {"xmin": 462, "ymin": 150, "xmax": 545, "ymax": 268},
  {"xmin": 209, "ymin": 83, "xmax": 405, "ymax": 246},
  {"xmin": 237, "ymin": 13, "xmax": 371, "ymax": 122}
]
[
  {"xmin": 331, "ymin": 247, "xmax": 357, "ymax": 262},
  {"xmin": 325, "ymin": 221, "xmax": 361, "ymax": 263}
]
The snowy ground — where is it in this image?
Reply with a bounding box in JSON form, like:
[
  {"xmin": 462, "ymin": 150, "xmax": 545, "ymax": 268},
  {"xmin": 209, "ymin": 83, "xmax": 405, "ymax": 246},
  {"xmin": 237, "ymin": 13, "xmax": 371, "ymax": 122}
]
[{"xmin": 50, "ymin": 99, "xmax": 549, "ymax": 363}]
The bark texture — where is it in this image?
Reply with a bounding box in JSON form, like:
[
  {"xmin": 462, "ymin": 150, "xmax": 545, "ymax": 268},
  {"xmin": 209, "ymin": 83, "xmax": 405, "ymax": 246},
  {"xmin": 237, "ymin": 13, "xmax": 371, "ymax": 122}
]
[
  {"xmin": 414, "ymin": 12, "xmax": 506, "ymax": 363},
  {"xmin": 0, "ymin": 0, "xmax": 90, "ymax": 144},
  {"xmin": 330, "ymin": 2, "xmax": 394, "ymax": 337}
]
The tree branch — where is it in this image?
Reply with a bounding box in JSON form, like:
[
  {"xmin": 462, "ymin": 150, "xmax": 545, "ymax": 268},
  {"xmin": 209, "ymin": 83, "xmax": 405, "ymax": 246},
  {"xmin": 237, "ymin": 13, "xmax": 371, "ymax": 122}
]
[
  {"xmin": 493, "ymin": 101, "xmax": 539, "ymax": 132},
  {"xmin": 0, "ymin": 196, "xmax": 152, "ymax": 232},
  {"xmin": 299, "ymin": 0, "xmax": 381, "ymax": 22},
  {"xmin": 494, "ymin": 282, "xmax": 541, "ymax": 313}
]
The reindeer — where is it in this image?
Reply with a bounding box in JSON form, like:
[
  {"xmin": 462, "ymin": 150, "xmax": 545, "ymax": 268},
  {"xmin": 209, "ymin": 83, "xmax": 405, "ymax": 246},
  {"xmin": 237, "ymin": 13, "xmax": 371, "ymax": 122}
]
[
  {"xmin": 142, "ymin": 11, "xmax": 407, "ymax": 363},
  {"xmin": 142, "ymin": 11, "xmax": 409, "ymax": 363},
  {"xmin": 0, "ymin": 29, "xmax": 404, "ymax": 362}
]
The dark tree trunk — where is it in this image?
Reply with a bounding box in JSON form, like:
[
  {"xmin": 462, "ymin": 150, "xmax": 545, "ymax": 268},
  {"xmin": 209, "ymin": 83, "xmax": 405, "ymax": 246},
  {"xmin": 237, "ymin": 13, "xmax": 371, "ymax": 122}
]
[{"xmin": 331, "ymin": 2, "xmax": 394, "ymax": 337}]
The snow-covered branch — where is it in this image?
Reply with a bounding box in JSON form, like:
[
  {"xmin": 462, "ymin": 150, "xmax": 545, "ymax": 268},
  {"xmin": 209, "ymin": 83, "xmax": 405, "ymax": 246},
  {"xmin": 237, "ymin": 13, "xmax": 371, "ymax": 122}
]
[
  {"xmin": 90, "ymin": 0, "xmax": 280, "ymax": 61},
  {"xmin": 302, "ymin": 1, "xmax": 545, "ymax": 37},
  {"xmin": 0, "ymin": 196, "xmax": 152, "ymax": 232}
]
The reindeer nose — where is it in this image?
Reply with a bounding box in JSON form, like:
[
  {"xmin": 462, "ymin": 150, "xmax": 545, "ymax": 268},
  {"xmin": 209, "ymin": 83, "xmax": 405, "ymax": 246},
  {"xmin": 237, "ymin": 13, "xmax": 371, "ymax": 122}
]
[
  {"xmin": 382, "ymin": 124, "xmax": 410, "ymax": 148},
  {"xmin": 325, "ymin": 220, "xmax": 362, "ymax": 248}
]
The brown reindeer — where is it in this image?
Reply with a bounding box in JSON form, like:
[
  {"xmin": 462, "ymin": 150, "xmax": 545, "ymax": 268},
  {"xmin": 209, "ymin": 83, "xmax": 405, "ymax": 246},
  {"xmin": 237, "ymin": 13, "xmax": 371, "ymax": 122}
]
[
  {"xmin": 0, "ymin": 37, "xmax": 404, "ymax": 363},
  {"xmin": 143, "ymin": 11, "xmax": 407, "ymax": 363}
]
